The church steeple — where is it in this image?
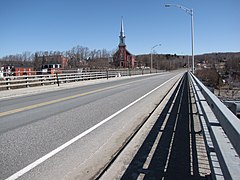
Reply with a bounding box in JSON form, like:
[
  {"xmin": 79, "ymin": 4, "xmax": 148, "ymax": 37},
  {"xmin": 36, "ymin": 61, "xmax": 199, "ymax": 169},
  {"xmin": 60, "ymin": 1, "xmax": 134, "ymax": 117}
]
[
  {"xmin": 119, "ymin": 17, "xmax": 126, "ymax": 46},
  {"xmin": 113, "ymin": 17, "xmax": 136, "ymax": 68}
]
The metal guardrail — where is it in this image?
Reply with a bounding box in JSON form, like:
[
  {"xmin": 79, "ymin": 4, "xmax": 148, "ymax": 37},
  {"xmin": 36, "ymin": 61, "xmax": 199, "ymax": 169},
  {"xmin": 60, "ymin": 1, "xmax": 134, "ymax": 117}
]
[
  {"xmin": 0, "ymin": 69, "xmax": 155, "ymax": 90},
  {"xmin": 189, "ymin": 72, "xmax": 240, "ymax": 180}
]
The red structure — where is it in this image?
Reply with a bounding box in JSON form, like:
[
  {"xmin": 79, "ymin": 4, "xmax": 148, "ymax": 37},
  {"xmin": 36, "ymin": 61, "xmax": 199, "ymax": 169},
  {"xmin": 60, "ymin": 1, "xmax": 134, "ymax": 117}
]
[
  {"xmin": 113, "ymin": 17, "xmax": 136, "ymax": 68},
  {"xmin": 0, "ymin": 65, "xmax": 34, "ymax": 76},
  {"xmin": 14, "ymin": 67, "xmax": 34, "ymax": 76}
]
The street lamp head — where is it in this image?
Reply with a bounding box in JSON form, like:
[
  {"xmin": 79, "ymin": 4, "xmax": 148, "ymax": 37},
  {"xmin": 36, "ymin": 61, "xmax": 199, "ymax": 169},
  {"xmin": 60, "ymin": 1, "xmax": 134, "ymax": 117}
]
[
  {"xmin": 165, "ymin": 4, "xmax": 171, "ymax": 7},
  {"xmin": 151, "ymin": 44, "xmax": 161, "ymax": 50}
]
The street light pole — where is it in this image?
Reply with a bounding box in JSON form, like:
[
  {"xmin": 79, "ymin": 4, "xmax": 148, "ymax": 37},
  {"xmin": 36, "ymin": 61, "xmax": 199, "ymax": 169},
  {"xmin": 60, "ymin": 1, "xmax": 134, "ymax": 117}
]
[
  {"xmin": 191, "ymin": 9, "xmax": 195, "ymax": 73},
  {"xmin": 165, "ymin": 4, "xmax": 195, "ymax": 73},
  {"xmin": 150, "ymin": 44, "xmax": 161, "ymax": 73}
]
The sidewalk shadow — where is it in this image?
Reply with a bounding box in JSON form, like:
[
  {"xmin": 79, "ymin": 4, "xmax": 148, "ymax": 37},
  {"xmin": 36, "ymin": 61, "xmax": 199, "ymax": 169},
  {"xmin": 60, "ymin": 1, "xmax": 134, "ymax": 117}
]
[{"xmin": 121, "ymin": 74, "xmax": 208, "ymax": 180}]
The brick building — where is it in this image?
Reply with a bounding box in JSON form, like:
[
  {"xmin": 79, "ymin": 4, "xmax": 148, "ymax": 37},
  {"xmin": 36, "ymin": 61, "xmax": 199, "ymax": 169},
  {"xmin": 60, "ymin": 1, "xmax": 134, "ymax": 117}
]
[
  {"xmin": 113, "ymin": 18, "xmax": 136, "ymax": 68},
  {"xmin": 38, "ymin": 55, "xmax": 68, "ymax": 69}
]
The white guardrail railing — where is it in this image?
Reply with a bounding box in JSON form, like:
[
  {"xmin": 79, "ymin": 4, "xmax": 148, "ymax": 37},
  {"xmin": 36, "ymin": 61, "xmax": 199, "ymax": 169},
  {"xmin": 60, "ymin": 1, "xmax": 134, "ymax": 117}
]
[
  {"xmin": 0, "ymin": 69, "xmax": 156, "ymax": 90},
  {"xmin": 189, "ymin": 72, "xmax": 240, "ymax": 180}
]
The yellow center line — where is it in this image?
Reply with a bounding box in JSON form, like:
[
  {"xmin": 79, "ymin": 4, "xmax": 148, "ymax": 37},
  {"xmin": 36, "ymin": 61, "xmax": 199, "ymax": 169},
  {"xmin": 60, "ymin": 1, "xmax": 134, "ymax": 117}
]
[{"xmin": 0, "ymin": 82, "xmax": 131, "ymax": 117}]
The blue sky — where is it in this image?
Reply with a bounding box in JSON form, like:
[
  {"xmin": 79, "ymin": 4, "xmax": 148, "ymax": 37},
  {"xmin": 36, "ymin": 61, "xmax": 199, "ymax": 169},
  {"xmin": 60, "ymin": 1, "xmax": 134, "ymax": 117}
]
[{"xmin": 0, "ymin": 0, "xmax": 239, "ymax": 57}]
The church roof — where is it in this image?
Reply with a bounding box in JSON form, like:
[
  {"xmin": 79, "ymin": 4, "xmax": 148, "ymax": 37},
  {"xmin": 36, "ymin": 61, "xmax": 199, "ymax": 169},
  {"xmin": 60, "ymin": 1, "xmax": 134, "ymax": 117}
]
[{"xmin": 113, "ymin": 48, "xmax": 134, "ymax": 56}]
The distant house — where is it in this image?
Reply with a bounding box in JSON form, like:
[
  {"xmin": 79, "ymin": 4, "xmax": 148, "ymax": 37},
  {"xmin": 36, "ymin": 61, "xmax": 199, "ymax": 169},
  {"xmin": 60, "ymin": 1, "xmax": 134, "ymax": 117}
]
[
  {"xmin": 113, "ymin": 18, "xmax": 136, "ymax": 68},
  {"xmin": 37, "ymin": 55, "xmax": 68, "ymax": 69},
  {"xmin": 0, "ymin": 64, "xmax": 34, "ymax": 76},
  {"xmin": 14, "ymin": 67, "xmax": 34, "ymax": 76},
  {"xmin": 213, "ymin": 61, "xmax": 226, "ymax": 77}
]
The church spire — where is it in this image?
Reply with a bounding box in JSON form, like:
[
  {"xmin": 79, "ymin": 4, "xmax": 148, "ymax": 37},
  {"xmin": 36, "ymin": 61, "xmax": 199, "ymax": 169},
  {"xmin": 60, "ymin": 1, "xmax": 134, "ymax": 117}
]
[{"xmin": 119, "ymin": 16, "xmax": 126, "ymax": 46}]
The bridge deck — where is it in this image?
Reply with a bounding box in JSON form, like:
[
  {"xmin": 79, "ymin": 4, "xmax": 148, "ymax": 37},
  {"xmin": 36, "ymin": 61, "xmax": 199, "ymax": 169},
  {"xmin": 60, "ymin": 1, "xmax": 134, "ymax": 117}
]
[{"xmin": 99, "ymin": 74, "xmax": 212, "ymax": 179}]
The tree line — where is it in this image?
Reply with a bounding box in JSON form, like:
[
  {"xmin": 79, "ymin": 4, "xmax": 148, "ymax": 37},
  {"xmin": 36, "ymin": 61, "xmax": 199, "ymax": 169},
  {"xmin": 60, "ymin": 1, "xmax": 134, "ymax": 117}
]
[
  {"xmin": 1, "ymin": 46, "xmax": 240, "ymax": 74},
  {"xmin": 136, "ymin": 54, "xmax": 188, "ymax": 71},
  {"xmin": 0, "ymin": 45, "xmax": 116, "ymax": 70}
]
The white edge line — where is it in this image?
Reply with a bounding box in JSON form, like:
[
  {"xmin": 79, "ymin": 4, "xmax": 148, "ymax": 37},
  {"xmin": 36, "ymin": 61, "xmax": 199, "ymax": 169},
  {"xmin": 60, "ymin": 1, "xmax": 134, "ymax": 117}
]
[{"xmin": 5, "ymin": 73, "xmax": 181, "ymax": 180}]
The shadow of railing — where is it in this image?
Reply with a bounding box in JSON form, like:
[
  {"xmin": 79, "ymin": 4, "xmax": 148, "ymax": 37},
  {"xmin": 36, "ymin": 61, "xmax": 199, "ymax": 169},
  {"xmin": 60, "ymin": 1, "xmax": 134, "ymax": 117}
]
[{"xmin": 121, "ymin": 73, "xmax": 209, "ymax": 180}]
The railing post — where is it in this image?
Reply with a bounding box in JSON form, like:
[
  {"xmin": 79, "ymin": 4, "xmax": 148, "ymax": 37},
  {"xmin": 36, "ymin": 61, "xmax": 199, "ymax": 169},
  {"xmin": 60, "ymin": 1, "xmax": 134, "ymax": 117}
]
[
  {"xmin": 40, "ymin": 75, "xmax": 44, "ymax": 86},
  {"xmin": 25, "ymin": 76, "xmax": 29, "ymax": 88},
  {"xmin": 106, "ymin": 69, "xmax": 109, "ymax": 80},
  {"xmin": 56, "ymin": 72, "xmax": 60, "ymax": 87},
  {"xmin": 7, "ymin": 78, "xmax": 11, "ymax": 90}
]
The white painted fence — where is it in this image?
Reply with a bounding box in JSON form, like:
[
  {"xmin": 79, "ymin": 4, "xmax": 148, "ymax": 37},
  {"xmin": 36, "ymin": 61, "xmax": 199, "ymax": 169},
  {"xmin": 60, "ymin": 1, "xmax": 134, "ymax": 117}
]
[{"xmin": 0, "ymin": 69, "xmax": 155, "ymax": 90}]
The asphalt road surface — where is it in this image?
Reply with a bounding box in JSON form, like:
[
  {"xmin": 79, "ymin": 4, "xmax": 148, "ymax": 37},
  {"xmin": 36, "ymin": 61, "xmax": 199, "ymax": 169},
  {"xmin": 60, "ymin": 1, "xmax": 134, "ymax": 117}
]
[{"xmin": 0, "ymin": 71, "xmax": 183, "ymax": 180}]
